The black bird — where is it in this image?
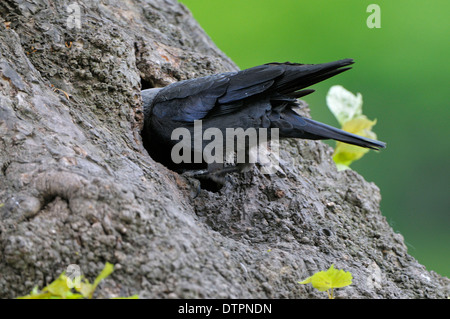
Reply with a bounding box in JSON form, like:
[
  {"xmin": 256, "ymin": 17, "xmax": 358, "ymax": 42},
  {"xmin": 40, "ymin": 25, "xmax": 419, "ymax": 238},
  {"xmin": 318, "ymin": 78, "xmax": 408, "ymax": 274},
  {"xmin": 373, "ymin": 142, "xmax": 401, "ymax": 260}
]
[{"xmin": 142, "ymin": 59, "xmax": 386, "ymax": 180}]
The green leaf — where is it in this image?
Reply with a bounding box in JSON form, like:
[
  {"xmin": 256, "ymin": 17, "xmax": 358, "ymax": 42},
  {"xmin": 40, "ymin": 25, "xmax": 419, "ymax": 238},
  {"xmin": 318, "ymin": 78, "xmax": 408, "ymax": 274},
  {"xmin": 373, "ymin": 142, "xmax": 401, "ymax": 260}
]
[
  {"xmin": 16, "ymin": 292, "xmax": 52, "ymax": 299},
  {"xmin": 332, "ymin": 116, "xmax": 378, "ymax": 170},
  {"xmin": 326, "ymin": 85, "xmax": 381, "ymax": 170},
  {"xmin": 298, "ymin": 264, "xmax": 352, "ymax": 292},
  {"xmin": 43, "ymin": 274, "xmax": 73, "ymax": 298},
  {"xmin": 64, "ymin": 292, "xmax": 85, "ymax": 299},
  {"xmin": 93, "ymin": 262, "xmax": 114, "ymax": 287},
  {"xmin": 16, "ymin": 262, "xmax": 131, "ymax": 299},
  {"xmin": 89, "ymin": 262, "xmax": 114, "ymax": 298},
  {"xmin": 326, "ymin": 85, "xmax": 363, "ymax": 126},
  {"xmin": 75, "ymin": 262, "xmax": 115, "ymax": 298},
  {"xmin": 75, "ymin": 279, "xmax": 95, "ymax": 298}
]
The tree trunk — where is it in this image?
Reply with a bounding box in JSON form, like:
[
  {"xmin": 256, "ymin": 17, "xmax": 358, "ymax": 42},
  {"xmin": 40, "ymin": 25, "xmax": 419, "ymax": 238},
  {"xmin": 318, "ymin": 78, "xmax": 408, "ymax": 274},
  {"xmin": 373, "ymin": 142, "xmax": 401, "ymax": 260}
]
[{"xmin": 0, "ymin": 0, "xmax": 447, "ymax": 298}]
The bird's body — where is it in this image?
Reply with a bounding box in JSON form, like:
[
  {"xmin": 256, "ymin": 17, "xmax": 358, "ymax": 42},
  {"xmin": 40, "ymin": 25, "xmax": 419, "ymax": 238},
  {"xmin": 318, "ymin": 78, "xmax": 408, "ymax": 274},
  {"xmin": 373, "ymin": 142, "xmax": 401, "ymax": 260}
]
[{"xmin": 142, "ymin": 59, "xmax": 385, "ymax": 177}]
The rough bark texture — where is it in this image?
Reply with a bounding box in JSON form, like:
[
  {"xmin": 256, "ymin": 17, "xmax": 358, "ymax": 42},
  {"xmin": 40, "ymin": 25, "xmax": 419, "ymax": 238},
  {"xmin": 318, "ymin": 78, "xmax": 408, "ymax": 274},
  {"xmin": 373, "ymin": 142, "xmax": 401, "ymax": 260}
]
[{"xmin": 0, "ymin": 0, "xmax": 448, "ymax": 298}]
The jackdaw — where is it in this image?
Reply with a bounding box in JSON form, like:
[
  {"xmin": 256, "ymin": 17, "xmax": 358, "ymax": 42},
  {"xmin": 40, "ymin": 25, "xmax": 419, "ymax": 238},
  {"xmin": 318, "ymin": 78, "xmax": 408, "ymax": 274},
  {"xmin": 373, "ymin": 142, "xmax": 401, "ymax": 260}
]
[{"xmin": 141, "ymin": 59, "xmax": 385, "ymax": 181}]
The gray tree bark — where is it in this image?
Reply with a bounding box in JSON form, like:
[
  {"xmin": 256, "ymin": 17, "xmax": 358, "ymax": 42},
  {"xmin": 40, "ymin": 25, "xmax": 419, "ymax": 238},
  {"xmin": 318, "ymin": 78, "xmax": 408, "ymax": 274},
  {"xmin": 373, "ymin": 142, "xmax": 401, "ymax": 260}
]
[{"xmin": 0, "ymin": 0, "xmax": 447, "ymax": 298}]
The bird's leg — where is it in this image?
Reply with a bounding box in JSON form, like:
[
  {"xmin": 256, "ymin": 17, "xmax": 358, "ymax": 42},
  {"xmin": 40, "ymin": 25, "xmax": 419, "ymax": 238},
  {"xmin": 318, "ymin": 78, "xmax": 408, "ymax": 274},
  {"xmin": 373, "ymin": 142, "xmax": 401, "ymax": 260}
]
[
  {"xmin": 207, "ymin": 162, "xmax": 253, "ymax": 176},
  {"xmin": 181, "ymin": 162, "xmax": 255, "ymax": 187},
  {"xmin": 201, "ymin": 163, "xmax": 250, "ymax": 186},
  {"xmin": 180, "ymin": 168, "xmax": 210, "ymax": 178}
]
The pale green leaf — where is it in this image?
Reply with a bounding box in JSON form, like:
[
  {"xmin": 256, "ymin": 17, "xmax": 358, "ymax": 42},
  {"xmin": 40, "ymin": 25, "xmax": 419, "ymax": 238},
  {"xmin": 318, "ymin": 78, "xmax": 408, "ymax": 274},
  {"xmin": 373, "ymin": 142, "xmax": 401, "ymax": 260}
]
[
  {"xmin": 332, "ymin": 116, "xmax": 377, "ymax": 169},
  {"xmin": 43, "ymin": 274, "xmax": 72, "ymax": 298},
  {"xmin": 76, "ymin": 280, "xmax": 95, "ymax": 298},
  {"xmin": 93, "ymin": 262, "xmax": 114, "ymax": 287},
  {"xmin": 326, "ymin": 85, "xmax": 363, "ymax": 126},
  {"xmin": 64, "ymin": 291, "xmax": 85, "ymax": 299},
  {"xmin": 16, "ymin": 292, "xmax": 52, "ymax": 299},
  {"xmin": 298, "ymin": 264, "xmax": 352, "ymax": 292},
  {"xmin": 88, "ymin": 262, "xmax": 114, "ymax": 298},
  {"xmin": 16, "ymin": 262, "xmax": 133, "ymax": 299}
]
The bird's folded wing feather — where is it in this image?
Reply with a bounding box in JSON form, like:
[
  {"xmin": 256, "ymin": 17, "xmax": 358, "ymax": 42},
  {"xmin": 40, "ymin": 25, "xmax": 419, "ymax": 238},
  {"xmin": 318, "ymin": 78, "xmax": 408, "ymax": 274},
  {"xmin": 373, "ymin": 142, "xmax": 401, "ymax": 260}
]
[
  {"xmin": 151, "ymin": 65, "xmax": 286, "ymax": 122},
  {"xmin": 151, "ymin": 59, "xmax": 354, "ymax": 123}
]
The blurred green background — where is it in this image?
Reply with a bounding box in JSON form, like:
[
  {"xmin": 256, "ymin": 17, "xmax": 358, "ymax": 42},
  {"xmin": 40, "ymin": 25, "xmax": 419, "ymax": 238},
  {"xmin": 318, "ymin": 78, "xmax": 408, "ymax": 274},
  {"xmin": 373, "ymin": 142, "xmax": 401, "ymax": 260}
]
[{"xmin": 179, "ymin": 0, "xmax": 449, "ymax": 277}]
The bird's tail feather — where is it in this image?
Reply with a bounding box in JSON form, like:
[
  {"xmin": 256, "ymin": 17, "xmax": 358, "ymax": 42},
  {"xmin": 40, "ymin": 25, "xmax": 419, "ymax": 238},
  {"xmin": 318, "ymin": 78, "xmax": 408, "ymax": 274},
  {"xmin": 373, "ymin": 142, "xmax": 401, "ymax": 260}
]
[
  {"xmin": 278, "ymin": 109, "xmax": 386, "ymax": 150},
  {"xmin": 298, "ymin": 117, "xmax": 386, "ymax": 150},
  {"xmin": 274, "ymin": 59, "xmax": 355, "ymax": 94},
  {"xmin": 270, "ymin": 58, "xmax": 386, "ymax": 150}
]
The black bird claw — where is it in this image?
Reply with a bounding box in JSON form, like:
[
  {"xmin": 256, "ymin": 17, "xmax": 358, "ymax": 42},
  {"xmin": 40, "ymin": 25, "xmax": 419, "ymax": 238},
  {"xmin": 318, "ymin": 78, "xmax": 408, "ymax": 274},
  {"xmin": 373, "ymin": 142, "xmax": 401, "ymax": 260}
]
[{"xmin": 181, "ymin": 169, "xmax": 210, "ymax": 178}]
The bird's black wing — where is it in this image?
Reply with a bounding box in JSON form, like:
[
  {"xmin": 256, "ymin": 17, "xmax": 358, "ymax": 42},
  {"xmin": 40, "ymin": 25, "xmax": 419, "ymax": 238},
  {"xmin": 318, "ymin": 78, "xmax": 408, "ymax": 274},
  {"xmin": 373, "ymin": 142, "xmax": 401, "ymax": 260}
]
[
  {"xmin": 151, "ymin": 59, "xmax": 354, "ymax": 123},
  {"xmin": 151, "ymin": 72, "xmax": 233, "ymax": 122},
  {"xmin": 151, "ymin": 65, "xmax": 287, "ymax": 122}
]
